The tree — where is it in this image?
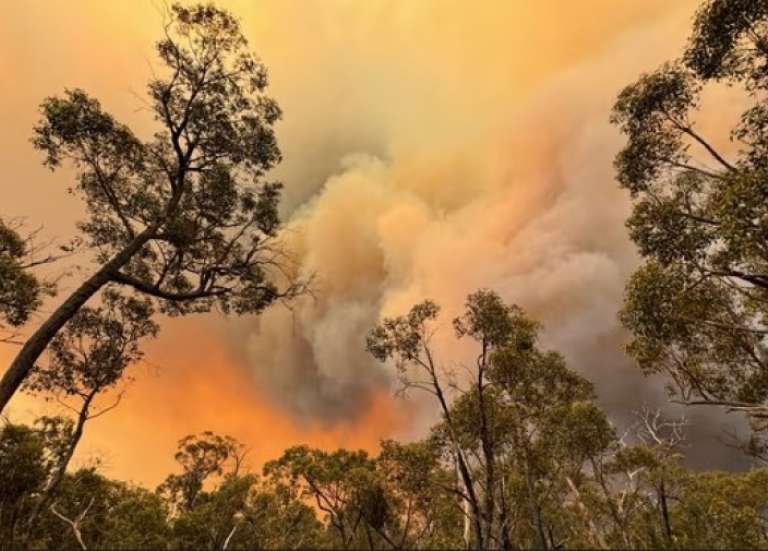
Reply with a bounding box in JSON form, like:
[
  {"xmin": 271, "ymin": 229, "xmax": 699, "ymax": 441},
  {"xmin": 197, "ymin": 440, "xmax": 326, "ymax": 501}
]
[
  {"xmin": 96, "ymin": 484, "xmax": 169, "ymax": 550},
  {"xmin": 441, "ymin": 314, "xmax": 615, "ymax": 549},
  {"xmin": 483, "ymin": 334, "xmax": 609, "ymax": 549},
  {"xmin": 20, "ymin": 289, "xmax": 157, "ymax": 533},
  {"xmin": 170, "ymin": 473, "xmax": 322, "ymax": 550},
  {"xmin": 376, "ymin": 439, "xmax": 464, "ymax": 549},
  {"xmin": 612, "ymin": 0, "xmax": 768, "ymax": 454},
  {"xmin": 33, "ymin": 468, "xmax": 170, "ymax": 550},
  {"xmin": 0, "ymin": 421, "xmax": 48, "ymax": 549},
  {"xmin": 368, "ymin": 290, "xmax": 620, "ymax": 549},
  {"xmin": 169, "ymin": 473, "xmax": 257, "ymax": 550},
  {"xmin": 367, "ymin": 299, "xmax": 486, "ymax": 548},
  {"xmin": 0, "ymin": 2, "xmax": 305, "ymax": 413},
  {"xmin": 669, "ymin": 468, "xmax": 768, "ymax": 548},
  {"xmin": 0, "ymin": 418, "xmax": 144, "ymax": 550},
  {"xmin": 159, "ymin": 431, "xmax": 246, "ymax": 513},
  {"xmin": 264, "ymin": 446, "xmax": 396, "ymax": 550}
]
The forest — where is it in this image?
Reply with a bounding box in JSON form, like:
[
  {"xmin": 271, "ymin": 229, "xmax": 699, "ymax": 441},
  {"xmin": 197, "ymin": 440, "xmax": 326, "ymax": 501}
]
[{"xmin": 2, "ymin": 0, "xmax": 768, "ymax": 549}]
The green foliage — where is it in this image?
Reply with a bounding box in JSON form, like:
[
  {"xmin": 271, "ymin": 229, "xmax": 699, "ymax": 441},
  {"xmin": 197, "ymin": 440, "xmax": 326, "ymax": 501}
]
[
  {"xmin": 0, "ymin": 219, "xmax": 51, "ymax": 330},
  {"xmin": 685, "ymin": 0, "xmax": 768, "ymax": 85},
  {"xmin": 264, "ymin": 446, "xmax": 381, "ymax": 548},
  {"xmin": 370, "ymin": 290, "xmax": 625, "ymax": 549},
  {"xmin": 366, "ymin": 300, "xmax": 440, "ymax": 369},
  {"xmin": 159, "ymin": 431, "xmax": 245, "ymax": 512},
  {"xmin": 23, "ymin": 289, "xmax": 158, "ymax": 399},
  {"xmin": 31, "ymin": 469, "xmax": 169, "ymax": 550},
  {"xmin": 30, "ymin": 2, "xmax": 293, "ymax": 316},
  {"xmin": 377, "ymin": 439, "xmax": 464, "ymax": 549},
  {"xmin": 612, "ymin": 0, "xmax": 768, "ymax": 454},
  {"xmin": 0, "ymin": 0, "xmax": 307, "ymax": 417},
  {"xmin": 4, "ymin": 328, "xmax": 768, "ymax": 550},
  {"xmin": 0, "ymin": 422, "xmax": 47, "ymax": 548},
  {"xmin": 4, "ymin": 0, "xmax": 768, "ymax": 547},
  {"xmin": 670, "ymin": 469, "xmax": 768, "ymax": 548}
]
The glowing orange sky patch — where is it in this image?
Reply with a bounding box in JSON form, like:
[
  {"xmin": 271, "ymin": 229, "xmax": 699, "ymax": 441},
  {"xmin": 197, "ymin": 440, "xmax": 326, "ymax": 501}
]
[{"xmin": 19, "ymin": 319, "xmax": 412, "ymax": 487}]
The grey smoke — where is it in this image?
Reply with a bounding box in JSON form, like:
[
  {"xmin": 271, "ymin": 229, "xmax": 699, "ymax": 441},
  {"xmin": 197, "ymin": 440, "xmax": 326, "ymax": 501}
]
[{"xmin": 223, "ymin": 6, "xmax": 752, "ymax": 469}]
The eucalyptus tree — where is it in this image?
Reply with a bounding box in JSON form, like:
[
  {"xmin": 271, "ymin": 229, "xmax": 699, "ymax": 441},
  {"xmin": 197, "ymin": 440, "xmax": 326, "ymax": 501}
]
[
  {"xmin": 368, "ymin": 290, "xmax": 618, "ymax": 549},
  {"xmin": 20, "ymin": 289, "xmax": 157, "ymax": 530},
  {"xmin": 0, "ymin": 3, "xmax": 304, "ymax": 412},
  {"xmin": 612, "ymin": 0, "xmax": 768, "ymax": 453},
  {"xmin": 367, "ymin": 291, "xmax": 549, "ymax": 549},
  {"xmin": 669, "ymin": 468, "xmax": 768, "ymax": 548},
  {"xmin": 486, "ymin": 337, "xmax": 611, "ymax": 549},
  {"xmin": 169, "ymin": 473, "xmax": 257, "ymax": 550},
  {"xmin": 158, "ymin": 431, "xmax": 245, "ymax": 514},
  {"xmin": 32, "ymin": 468, "xmax": 170, "ymax": 551},
  {"xmin": 264, "ymin": 446, "xmax": 386, "ymax": 550},
  {"xmin": 376, "ymin": 439, "xmax": 464, "ymax": 549},
  {"xmin": 166, "ymin": 439, "xmax": 322, "ymax": 550},
  {"xmin": 0, "ymin": 422, "xmax": 47, "ymax": 549},
  {"xmin": 209, "ymin": 477, "xmax": 323, "ymax": 550},
  {"xmin": 433, "ymin": 305, "xmax": 615, "ymax": 549},
  {"xmin": 367, "ymin": 299, "xmax": 485, "ymax": 548}
]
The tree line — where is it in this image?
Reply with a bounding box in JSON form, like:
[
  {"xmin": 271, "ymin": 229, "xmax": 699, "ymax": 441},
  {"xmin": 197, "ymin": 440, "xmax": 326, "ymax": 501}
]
[
  {"xmin": 2, "ymin": 0, "xmax": 768, "ymax": 548},
  {"xmin": 3, "ymin": 290, "xmax": 767, "ymax": 548}
]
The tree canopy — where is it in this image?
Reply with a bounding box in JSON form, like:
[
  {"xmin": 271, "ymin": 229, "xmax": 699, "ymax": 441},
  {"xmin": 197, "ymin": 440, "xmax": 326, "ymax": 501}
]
[
  {"xmin": 0, "ymin": 2, "xmax": 305, "ymax": 413},
  {"xmin": 613, "ymin": 0, "xmax": 768, "ymax": 458},
  {"xmin": 3, "ymin": 291, "xmax": 768, "ymax": 549}
]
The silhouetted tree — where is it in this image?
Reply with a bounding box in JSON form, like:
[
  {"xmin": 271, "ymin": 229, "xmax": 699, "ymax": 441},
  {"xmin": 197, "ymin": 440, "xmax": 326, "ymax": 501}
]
[
  {"xmin": 159, "ymin": 431, "xmax": 245, "ymax": 513},
  {"xmin": 0, "ymin": 3, "xmax": 305, "ymax": 413},
  {"xmin": 20, "ymin": 290, "xmax": 157, "ymax": 534}
]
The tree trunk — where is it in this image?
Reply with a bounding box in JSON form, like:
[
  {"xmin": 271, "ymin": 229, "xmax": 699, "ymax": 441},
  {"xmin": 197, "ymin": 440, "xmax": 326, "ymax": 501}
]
[
  {"xmin": 497, "ymin": 476, "xmax": 514, "ymax": 550},
  {"xmin": 456, "ymin": 459, "xmax": 472, "ymax": 549},
  {"xmin": 44, "ymin": 393, "xmax": 92, "ymax": 502},
  {"xmin": 565, "ymin": 475, "xmax": 607, "ymax": 549},
  {"xmin": 434, "ymin": 378, "xmax": 484, "ymax": 549},
  {"xmin": 23, "ymin": 392, "xmax": 94, "ymax": 542},
  {"xmin": 659, "ymin": 478, "xmax": 674, "ymax": 545},
  {"xmin": 476, "ymin": 344, "xmax": 496, "ymax": 547},
  {"xmin": 524, "ymin": 464, "xmax": 547, "ymax": 550}
]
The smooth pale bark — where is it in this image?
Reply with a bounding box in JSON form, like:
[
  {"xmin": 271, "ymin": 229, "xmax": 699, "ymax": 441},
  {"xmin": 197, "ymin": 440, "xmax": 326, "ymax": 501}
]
[
  {"xmin": 566, "ymin": 475, "xmax": 608, "ymax": 549},
  {"xmin": 222, "ymin": 522, "xmax": 240, "ymax": 551},
  {"xmin": 50, "ymin": 497, "xmax": 93, "ymax": 551},
  {"xmin": 476, "ymin": 342, "xmax": 497, "ymax": 547}
]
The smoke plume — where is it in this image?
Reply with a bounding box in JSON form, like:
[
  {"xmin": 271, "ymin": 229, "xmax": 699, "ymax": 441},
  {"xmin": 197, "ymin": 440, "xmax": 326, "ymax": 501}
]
[{"xmin": 224, "ymin": 2, "xmax": 750, "ymax": 468}]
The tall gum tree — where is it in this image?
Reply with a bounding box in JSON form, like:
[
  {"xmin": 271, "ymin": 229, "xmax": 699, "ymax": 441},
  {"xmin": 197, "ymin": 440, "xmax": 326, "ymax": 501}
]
[
  {"xmin": 0, "ymin": 4, "xmax": 305, "ymax": 412},
  {"xmin": 19, "ymin": 290, "xmax": 158, "ymax": 540},
  {"xmin": 367, "ymin": 290, "xmax": 617, "ymax": 549},
  {"xmin": 612, "ymin": 0, "xmax": 768, "ymax": 458}
]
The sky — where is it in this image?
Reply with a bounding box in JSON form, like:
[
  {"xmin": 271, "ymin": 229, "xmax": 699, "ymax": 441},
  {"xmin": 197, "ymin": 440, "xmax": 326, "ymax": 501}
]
[{"xmin": 1, "ymin": 0, "xmax": 750, "ymax": 486}]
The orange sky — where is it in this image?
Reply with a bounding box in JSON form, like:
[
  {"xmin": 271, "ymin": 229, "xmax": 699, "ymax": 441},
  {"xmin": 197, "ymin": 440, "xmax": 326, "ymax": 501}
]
[
  {"xmin": 3, "ymin": 319, "xmax": 411, "ymax": 485},
  {"xmin": 1, "ymin": 0, "xmax": 717, "ymax": 486}
]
